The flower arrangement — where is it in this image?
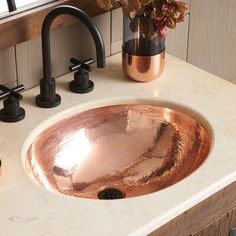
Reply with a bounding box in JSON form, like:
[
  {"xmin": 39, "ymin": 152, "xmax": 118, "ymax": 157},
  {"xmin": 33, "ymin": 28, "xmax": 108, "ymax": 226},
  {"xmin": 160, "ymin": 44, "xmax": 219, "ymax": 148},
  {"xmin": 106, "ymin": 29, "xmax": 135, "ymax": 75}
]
[
  {"xmin": 97, "ymin": 0, "xmax": 188, "ymax": 82},
  {"xmin": 97, "ymin": 0, "xmax": 188, "ymax": 38}
]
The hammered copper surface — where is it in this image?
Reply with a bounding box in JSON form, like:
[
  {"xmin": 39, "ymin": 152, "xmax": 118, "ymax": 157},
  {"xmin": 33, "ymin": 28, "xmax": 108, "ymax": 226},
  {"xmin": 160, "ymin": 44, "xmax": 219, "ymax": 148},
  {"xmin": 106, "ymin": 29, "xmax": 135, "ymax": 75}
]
[
  {"xmin": 122, "ymin": 50, "xmax": 165, "ymax": 82},
  {"xmin": 25, "ymin": 105, "xmax": 211, "ymax": 199}
]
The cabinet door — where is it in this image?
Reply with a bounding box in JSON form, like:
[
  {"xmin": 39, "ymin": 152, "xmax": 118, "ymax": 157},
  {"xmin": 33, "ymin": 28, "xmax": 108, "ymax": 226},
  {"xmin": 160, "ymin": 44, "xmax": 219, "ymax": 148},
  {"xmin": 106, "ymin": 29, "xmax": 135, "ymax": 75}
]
[
  {"xmin": 188, "ymin": 0, "xmax": 236, "ymax": 84},
  {"xmin": 191, "ymin": 208, "xmax": 236, "ymax": 236}
]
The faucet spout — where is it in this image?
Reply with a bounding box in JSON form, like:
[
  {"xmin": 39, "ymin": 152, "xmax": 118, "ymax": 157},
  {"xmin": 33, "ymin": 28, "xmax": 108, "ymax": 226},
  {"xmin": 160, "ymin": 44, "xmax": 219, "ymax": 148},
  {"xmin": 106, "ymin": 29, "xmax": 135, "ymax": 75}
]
[{"xmin": 36, "ymin": 5, "xmax": 105, "ymax": 108}]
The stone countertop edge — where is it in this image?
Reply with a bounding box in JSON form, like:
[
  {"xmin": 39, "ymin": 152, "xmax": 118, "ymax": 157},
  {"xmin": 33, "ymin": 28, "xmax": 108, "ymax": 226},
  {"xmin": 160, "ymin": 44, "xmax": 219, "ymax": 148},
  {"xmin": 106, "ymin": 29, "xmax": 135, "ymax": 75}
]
[{"xmin": 0, "ymin": 53, "xmax": 236, "ymax": 236}]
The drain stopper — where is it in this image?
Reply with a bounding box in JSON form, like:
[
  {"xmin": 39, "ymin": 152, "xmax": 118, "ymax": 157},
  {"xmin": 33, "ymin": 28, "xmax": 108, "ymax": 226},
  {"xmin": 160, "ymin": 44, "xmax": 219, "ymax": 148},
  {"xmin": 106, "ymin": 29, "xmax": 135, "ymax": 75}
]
[{"xmin": 97, "ymin": 187, "xmax": 125, "ymax": 200}]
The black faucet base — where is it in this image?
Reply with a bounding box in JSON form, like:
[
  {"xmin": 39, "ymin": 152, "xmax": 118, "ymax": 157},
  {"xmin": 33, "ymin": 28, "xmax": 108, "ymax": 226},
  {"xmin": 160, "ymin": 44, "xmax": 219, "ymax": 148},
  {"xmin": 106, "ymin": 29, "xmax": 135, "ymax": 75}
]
[
  {"xmin": 36, "ymin": 78, "xmax": 61, "ymax": 108},
  {"xmin": 0, "ymin": 107, "xmax": 25, "ymax": 123},
  {"xmin": 69, "ymin": 80, "xmax": 94, "ymax": 94},
  {"xmin": 36, "ymin": 94, "xmax": 61, "ymax": 108}
]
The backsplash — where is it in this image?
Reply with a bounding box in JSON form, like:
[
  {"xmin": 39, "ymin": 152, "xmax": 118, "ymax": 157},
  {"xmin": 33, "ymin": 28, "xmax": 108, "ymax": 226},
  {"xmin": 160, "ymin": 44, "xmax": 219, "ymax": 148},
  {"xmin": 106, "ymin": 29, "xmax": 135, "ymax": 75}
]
[
  {"xmin": 0, "ymin": 9, "xmax": 190, "ymax": 90},
  {"xmin": 0, "ymin": 12, "xmax": 111, "ymax": 90},
  {"xmin": 0, "ymin": 47, "xmax": 17, "ymax": 87},
  {"xmin": 0, "ymin": 0, "xmax": 236, "ymax": 89}
]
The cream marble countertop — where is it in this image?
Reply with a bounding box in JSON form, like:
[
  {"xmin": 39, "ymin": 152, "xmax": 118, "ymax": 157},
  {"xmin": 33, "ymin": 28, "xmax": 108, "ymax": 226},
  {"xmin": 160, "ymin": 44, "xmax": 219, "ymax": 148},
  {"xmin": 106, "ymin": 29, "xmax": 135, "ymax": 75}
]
[{"xmin": 0, "ymin": 53, "xmax": 236, "ymax": 236}]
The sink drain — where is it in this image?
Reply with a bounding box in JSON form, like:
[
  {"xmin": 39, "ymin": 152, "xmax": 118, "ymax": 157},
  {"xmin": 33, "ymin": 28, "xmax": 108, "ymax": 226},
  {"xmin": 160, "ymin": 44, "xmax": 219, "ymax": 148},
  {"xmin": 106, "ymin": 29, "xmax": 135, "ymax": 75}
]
[{"xmin": 97, "ymin": 187, "xmax": 125, "ymax": 200}]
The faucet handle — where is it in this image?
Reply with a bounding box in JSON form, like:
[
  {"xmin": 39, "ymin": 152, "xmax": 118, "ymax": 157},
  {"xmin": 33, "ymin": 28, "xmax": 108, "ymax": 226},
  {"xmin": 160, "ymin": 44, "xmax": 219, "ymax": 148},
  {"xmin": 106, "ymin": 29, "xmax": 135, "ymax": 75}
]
[
  {"xmin": 69, "ymin": 58, "xmax": 94, "ymax": 73},
  {"xmin": 0, "ymin": 85, "xmax": 25, "ymax": 123},
  {"xmin": 0, "ymin": 85, "xmax": 24, "ymax": 100},
  {"xmin": 68, "ymin": 58, "xmax": 94, "ymax": 94}
]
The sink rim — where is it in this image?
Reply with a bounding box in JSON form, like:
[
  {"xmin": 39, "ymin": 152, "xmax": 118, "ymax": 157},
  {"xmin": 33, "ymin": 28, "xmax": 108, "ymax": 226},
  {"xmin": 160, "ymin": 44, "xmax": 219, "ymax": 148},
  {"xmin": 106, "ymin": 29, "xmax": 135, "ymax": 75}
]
[{"xmin": 21, "ymin": 98, "xmax": 214, "ymax": 200}]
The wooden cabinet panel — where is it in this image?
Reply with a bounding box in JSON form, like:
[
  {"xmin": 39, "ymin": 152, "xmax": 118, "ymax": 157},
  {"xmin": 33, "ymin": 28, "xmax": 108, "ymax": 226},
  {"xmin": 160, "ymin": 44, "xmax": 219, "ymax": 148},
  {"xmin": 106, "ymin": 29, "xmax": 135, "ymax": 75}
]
[
  {"xmin": 149, "ymin": 181, "xmax": 236, "ymax": 236},
  {"xmin": 188, "ymin": 0, "xmax": 236, "ymax": 84},
  {"xmin": 192, "ymin": 207, "xmax": 236, "ymax": 236}
]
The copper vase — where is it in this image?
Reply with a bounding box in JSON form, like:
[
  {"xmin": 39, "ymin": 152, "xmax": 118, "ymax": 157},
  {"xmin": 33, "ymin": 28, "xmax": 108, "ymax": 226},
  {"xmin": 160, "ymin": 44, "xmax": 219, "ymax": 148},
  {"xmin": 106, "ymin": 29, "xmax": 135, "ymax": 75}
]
[
  {"xmin": 122, "ymin": 15, "xmax": 165, "ymax": 82},
  {"xmin": 122, "ymin": 49, "xmax": 165, "ymax": 82}
]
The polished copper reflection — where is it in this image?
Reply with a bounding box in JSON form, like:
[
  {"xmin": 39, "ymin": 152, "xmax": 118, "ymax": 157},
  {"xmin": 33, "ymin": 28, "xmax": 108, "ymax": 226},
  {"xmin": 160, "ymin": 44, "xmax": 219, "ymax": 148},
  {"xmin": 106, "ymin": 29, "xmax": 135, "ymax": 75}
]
[
  {"xmin": 122, "ymin": 50, "xmax": 165, "ymax": 82},
  {"xmin": 25, "ymin": 105, "xmax": 211, "ymax": 199}
]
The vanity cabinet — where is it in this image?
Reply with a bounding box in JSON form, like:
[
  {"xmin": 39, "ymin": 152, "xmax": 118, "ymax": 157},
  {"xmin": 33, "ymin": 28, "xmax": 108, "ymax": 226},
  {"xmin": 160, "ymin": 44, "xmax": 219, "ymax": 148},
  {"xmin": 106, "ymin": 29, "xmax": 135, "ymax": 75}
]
[
  {"xmin": 191, "ymin": 207, "xmax": 236, "ymax": 236},
  {"xmin": 149, "ymin": 181, "xmax": 236, "ymax": 236}
]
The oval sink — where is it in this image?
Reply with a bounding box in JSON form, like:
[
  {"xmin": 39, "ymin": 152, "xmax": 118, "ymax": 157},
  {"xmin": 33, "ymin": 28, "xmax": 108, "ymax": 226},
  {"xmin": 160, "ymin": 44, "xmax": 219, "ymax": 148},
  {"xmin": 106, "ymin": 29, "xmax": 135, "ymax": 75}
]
[{"xmin": 24, "ymin": 104, "xmax": 211, "ymax": 199}]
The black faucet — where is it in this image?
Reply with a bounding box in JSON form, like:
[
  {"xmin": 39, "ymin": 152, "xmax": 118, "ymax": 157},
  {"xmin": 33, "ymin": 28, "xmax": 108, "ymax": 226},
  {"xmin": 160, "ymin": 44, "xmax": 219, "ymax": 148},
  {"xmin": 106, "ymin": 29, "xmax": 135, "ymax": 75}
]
[{"xmin": 36, "ymin": 5, "xmax": 105, "ymax": 108}]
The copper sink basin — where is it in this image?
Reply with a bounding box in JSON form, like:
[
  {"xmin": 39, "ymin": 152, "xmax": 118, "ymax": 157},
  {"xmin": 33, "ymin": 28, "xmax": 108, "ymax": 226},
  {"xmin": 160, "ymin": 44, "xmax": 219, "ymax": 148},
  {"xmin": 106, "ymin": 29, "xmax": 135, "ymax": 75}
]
[{"xmin": 24, "ymin": 104, "xmax": 211, "ymax": 199}]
